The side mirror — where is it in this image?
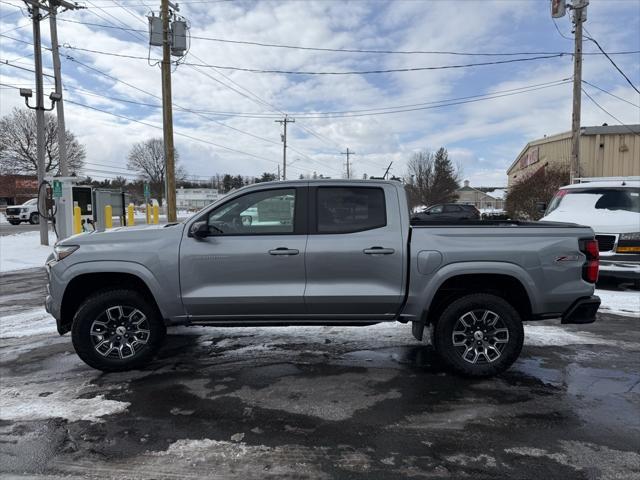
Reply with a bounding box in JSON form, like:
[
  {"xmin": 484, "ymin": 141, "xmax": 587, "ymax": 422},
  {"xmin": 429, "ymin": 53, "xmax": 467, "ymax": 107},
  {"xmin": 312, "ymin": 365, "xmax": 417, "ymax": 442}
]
[
  {"xmin": 190, "ymin": 221, "xmax": 209, "ymax": 238},
  {"xmin": 536, "ymin": 201, "xmax": 547, "ymax": 214}
]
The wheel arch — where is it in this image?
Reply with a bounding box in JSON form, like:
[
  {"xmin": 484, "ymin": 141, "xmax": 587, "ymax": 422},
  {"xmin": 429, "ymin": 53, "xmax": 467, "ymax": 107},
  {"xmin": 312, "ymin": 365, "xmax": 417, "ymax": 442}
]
[
  {"xmin": 422, "ymin": 269, "xmax": 535, "ymax": 326},
  {"xmin": 58, "ymin": 265, "xmax": 175, "ymax": 334}
]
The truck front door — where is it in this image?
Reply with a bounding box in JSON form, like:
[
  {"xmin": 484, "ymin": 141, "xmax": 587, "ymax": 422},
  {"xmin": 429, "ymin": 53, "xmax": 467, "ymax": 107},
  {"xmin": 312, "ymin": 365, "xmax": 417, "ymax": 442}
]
[
  {"xmin": 304, "ymin": 184, "xmax": 405, "ymax": 319},
  {"xmin": 180, "ymin": 186, "xmax": 308, "ymax": 319}
]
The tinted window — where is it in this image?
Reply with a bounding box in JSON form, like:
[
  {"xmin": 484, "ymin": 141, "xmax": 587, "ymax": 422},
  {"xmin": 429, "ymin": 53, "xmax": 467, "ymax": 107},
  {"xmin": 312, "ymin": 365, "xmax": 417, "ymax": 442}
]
[
  {"xmin": 317, "ymin": 187, "xmax": 386, "ymax": 233},
  {"xmin": 444, "ymin": 205, "xmax": 462, "ymax": 213},
  {"xmin": 428, "ymin": 205, "xmax": 443, "ymax": 214},
  {"xmin": 207, "ymin": 188, "xmax": 295, "ymax": 235}
]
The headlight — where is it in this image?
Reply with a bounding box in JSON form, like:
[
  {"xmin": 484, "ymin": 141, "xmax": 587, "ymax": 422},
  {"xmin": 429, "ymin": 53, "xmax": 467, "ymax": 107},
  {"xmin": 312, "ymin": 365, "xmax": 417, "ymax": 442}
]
[
  {"xmin": 619, "ymin": 232, "xmax": 640, "ymax": 241},
  {"xmin": 54, "ymin": 245, "xmax": 79, "ymax": 261},
  {"xmin": 21, "ymin": 208, "xmax": 28, "ymax": 213}
]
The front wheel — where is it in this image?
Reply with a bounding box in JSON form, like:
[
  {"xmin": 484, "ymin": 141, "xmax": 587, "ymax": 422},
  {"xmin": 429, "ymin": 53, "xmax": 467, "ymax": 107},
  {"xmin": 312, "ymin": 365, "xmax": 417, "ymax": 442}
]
[
  {"xmin": 433, "ymin": 293, "xmax": 524, "ymax": 377},
  {"xmin": 71, "ymin": 289, "xmax": 166, "ymax": 372},
  {"xmin": 29, "ymin": 212, "xmax": 39, "ymax": 224}
]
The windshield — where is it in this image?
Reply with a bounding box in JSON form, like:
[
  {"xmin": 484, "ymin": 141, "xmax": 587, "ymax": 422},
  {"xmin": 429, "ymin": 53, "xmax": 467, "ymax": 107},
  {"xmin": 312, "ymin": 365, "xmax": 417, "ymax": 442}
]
[
  {"xmin": 23, "ymin": 199, "xmax": 37, "ymax": 206},
  {"xmin": 546, "ymin": 188, "xmax": 640, "ymax": 215}
]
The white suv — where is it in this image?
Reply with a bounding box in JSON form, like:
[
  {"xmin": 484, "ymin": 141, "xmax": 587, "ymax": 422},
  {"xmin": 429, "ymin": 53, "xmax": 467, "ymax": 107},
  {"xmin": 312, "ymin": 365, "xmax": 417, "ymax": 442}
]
[
  {"xmin": 541, "ymin": 179, "xmax": 640, "ymax": 286},
  {"xmin": 4, "ymin": 198, "xmax": 39, "ymax": 225}
]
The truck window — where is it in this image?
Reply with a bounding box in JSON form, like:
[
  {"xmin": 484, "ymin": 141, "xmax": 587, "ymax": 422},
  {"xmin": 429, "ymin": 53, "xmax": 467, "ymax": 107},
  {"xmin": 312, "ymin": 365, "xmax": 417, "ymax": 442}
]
[
  {"xmin": 547, "ymin": 188, "xmax": 640, "ymax": 214},
  {"xmin": 207, "ymin": 188, "xmax": 296, "ymax": 235},
  {"xmin": 317, "ymin": 187, "xmax": 386, "ymax": 234}
]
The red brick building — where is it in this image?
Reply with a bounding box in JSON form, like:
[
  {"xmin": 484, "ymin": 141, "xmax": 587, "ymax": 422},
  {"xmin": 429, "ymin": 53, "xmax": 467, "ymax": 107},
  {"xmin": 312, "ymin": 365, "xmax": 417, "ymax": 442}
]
[{"xmin": 0, "ymin": 174, "xmax": 38, "ymax": 206}]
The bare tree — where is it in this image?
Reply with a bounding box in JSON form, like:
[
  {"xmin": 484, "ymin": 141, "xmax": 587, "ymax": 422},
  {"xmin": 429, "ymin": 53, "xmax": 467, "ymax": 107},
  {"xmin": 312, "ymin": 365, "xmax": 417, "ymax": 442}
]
[
  {"xmin": 505, "ymin": 166, "xmax": 570, "ymax": 220},
  {"xmin": 0, "ymin": 107, "xmax": 85, "ymax": 175},
  {"xmin": 127, "ymin": 138, "xmax": 186, "ymax": 202},
  {"xmin": 405, "ymin": 148, "xmax": 460, "ymax": 210}
]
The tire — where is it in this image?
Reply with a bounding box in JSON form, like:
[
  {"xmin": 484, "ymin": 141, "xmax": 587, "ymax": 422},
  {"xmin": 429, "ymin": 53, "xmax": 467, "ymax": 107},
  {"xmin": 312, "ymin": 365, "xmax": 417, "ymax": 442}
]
[
  {"xmin": 29, "ymin": 212, "xmax": 39, "ymax": 224},
  {"xmin": 432, "ymin": 293, "xmax": 524, "ymax": 377},
  {"xmin": 8, "ymin": 220, "xmax": 21, "ymax": 225},
  {"xmin": 71, "ymin": 289, "xmax": 166, "ymax": 372}
]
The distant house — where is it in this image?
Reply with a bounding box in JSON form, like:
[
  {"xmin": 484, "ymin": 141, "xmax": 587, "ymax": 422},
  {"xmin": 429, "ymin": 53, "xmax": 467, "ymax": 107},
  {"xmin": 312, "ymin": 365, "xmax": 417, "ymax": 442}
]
[
  {"xmin": 0, "ymin": 174, "xmax": 38, "ymax": 206},
  {"xmin": 456, "ymin": 180, "xmax": 506, "ymax": 211}
]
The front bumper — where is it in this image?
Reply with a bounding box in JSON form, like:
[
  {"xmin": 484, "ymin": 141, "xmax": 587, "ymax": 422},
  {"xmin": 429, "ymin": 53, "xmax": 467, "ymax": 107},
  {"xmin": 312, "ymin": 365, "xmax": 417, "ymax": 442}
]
[
  {"xmin": 561, "ymin": 295, "xmax": 601, "ymax": 324},
  {"xmin": 599, "ymin": 253, "xmax": 640, "ymax": 280}
]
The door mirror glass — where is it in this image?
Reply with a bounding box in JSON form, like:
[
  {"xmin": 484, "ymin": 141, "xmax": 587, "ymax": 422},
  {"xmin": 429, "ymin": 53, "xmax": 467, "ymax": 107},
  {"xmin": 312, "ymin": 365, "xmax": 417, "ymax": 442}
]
[{"xmin": 190, "ymin": 221, "xmax": 210, "ymax": 238}]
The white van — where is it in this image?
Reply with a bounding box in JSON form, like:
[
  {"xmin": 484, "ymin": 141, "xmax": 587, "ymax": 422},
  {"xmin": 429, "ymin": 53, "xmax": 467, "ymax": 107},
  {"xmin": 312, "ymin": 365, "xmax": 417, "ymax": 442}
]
[{"xmin": 541, "ymin": 178, "xmax": 640, "ymax": 286}]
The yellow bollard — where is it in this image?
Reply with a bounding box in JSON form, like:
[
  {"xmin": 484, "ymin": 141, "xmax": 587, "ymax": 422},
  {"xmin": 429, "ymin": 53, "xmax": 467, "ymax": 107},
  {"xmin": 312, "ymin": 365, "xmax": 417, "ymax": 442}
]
[
  {"xmin": 104, "ymin": 205, "xmax": 113, "ymax": 229},
  {"xmin": 73, "ymin": 206, "xmax": 82, "ymax": 234},
  {"xmin": 153, "ymin": 204, "xmax": 159, "ymax": 224},
  {"xmin": 146, "ymin": 203, "xmax": 151, "ymax": 224},
  {"xmin": 127, "ymin": 203, "xmax": 135, "ymax": 226}
]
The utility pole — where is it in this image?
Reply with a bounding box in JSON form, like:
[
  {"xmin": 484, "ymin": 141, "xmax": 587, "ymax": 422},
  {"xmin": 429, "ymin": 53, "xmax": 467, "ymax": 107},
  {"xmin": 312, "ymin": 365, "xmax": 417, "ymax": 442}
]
[
  {"xmin": 275, "ymin": 116, "xmax": 294, "ymax": 180},
  {"xmin": 161, "ymin": 0, "xmax": 177, "ymax": 222},
  {"xmin": 277, "ymin": 164, "xmax": 281, "ymax": 181},
  {"xmin": 24, "ymin": 0, "xmax": 48, "ymax": 246},
  {"xmin": 49, "ymin": 0, "xmax": 83, "ymax": 177},
  {"xmin": 341, "ymin": 148, "xmax": 355, "ymax": 179},
  {"xmin": 570, "ymin": 0, "xmax": 587, "ymax": 181}
]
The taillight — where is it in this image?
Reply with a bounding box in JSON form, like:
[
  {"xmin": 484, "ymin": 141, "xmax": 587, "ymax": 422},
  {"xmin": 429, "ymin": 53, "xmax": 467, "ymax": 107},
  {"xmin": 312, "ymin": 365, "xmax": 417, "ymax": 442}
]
[{"xmin": 579, "ymin": 238, "xmax": 599, "ymax": 283}]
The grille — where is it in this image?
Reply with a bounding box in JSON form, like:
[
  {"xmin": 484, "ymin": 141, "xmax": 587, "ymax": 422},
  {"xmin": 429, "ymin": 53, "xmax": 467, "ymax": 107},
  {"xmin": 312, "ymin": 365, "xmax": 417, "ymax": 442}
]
[
  {"xmin": 5, "ymin": 208, "xmax": 20, "ymax": 215},
  {"xmin": 595, "ymin": 235, "xmax": 616, "ymax": 252}
]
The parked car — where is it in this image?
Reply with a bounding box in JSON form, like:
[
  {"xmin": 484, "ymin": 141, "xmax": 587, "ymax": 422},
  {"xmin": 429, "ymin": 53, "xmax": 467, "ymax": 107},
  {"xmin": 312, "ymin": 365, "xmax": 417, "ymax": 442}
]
[
  {"xmin": 541, "ymin": 179, "xmax": 640, "ymax": 286},
  {"xmin": 46, "ymin": 180, "xmax": 600, "ymax": 377},
  {"xmin": 4, "ymin": 198, "xmax": 39, "ymax": 225},
  {"xmin": 411, "ymin": 203, "xmax": 480, "ymax": 222}
]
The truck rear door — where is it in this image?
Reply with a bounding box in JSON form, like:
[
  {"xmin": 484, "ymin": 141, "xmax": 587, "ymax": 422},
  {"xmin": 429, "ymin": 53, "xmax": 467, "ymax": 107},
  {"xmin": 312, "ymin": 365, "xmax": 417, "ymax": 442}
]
[{"xmin": 304, "ymin": 184, "xmax": 405, "ymax": 319}]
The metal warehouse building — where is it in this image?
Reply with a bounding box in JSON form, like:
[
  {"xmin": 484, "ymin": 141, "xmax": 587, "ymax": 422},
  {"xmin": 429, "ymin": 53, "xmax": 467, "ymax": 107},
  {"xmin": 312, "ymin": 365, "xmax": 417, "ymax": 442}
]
[{"xmin": 507, "ymin": 125, "xmax": 640, "ymax": 186}]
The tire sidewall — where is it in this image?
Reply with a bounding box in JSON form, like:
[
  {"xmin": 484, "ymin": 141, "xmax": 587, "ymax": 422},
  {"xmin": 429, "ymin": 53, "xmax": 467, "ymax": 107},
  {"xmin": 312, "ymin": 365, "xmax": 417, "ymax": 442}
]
[
  {"xmin": 29, "ymin": 213, "xmax": 39, "ymax": 224},
  {"xmin": 434, "ymin": 293, "xmax": 524, "ymax": 377},
  {"xmin": 72, "ymin": 289, "xmax": 165, "ymax": 372}
]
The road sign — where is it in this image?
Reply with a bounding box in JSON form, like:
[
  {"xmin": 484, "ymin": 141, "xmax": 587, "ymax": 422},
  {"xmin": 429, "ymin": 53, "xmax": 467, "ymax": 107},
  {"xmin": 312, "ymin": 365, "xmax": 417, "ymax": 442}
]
[
  {"xmin": 52, "ymin": 179, "xmax": 62, "ymax": 198},
  {"xmin": 144, "ymin": 183, "xmax": 150, "ymax": 199}
]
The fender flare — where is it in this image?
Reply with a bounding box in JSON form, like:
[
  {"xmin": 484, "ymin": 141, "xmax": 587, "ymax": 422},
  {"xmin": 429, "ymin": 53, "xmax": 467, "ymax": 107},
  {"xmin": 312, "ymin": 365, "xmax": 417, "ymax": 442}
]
[{"xmin": 60, "ymin": 260, "xmax": 183, "ymax": 320}]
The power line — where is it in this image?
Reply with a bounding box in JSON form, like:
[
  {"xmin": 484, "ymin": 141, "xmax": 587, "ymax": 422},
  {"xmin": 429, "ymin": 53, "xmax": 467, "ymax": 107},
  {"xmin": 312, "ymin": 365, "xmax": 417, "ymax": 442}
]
[
  {"xmin": 51, "ymin": 16, "xmax": 640, "ymax": 57},
  {"xmin": 582, "ymin": 80, "xmax": 640, "ymax": 109},
  {"xmin": 60, "ymin": 43, "xmax": 570, "ymax": 74},
  {"xmin": 583, "ymin": 26, "xmax": 640, "ymax": 95},
  {"xmin": 581, "ymin": 87, "xmax": 640, "ymax": 137}
]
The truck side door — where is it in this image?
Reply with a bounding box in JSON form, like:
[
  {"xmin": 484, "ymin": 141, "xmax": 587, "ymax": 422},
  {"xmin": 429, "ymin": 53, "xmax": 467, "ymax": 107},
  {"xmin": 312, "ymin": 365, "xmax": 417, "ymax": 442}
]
[
  {"xmin": 304, "ymin": 184, "xmax": 405, "ymax": 319},
  {"xmin": 180, "ymin": 186, "xmax": 308, "ymax": 319}
]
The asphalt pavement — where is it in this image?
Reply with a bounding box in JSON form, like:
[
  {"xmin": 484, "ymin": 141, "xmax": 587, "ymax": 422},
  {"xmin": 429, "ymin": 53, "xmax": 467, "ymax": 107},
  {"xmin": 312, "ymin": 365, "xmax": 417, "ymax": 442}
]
[{"xmin": 0, "ymin": 269, "xmax": 639, "ymax": 479}]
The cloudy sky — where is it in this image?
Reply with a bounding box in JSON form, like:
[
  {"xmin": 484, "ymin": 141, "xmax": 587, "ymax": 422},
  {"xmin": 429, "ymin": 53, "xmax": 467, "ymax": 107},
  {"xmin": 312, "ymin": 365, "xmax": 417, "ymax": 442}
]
[{"xmin": 1, "ymin": 0, "xmax": 639, "ymax": 186}]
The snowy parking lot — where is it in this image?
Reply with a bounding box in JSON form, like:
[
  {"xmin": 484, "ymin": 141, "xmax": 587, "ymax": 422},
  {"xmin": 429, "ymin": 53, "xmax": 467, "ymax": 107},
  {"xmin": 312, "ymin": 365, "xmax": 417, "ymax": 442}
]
[{"xmin": 1, "ymin": 231, "xmax": 639, "ymax": 479}]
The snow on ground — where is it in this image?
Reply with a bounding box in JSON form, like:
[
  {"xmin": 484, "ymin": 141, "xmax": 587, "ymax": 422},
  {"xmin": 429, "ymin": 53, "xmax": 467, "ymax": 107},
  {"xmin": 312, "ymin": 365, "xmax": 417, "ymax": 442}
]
[
  {"xmin": 0, "ymin": 307, "xmax": 56, "ymax": 338},
  {"xmin": 0, "ymin": 231, "xmax": 55, "ymax": 272},
  {"xmin": 596, "ymin": 288, "xmax": 640, "ymax": 318}
]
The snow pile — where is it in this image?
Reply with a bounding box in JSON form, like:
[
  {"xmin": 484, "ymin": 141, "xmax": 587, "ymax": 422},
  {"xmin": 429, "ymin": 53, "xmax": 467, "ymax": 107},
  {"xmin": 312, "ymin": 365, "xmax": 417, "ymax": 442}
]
[
  {"xmin": 596, "ymin": 288, "xmax": 640, "ymax": 318},
  {"xmin": 0, "ymin": 231, "xmax": 55, "ymax": 272},
  {"xmin": 0, "ymin": 307, "xmax": 57, "ymax": 338}
]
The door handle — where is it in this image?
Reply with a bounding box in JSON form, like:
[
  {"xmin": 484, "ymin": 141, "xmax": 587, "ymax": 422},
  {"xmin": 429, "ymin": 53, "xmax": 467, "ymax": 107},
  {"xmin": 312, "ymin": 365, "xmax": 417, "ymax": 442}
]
[
  {"xmin": 363, "ymin": 246, "xmax": 395, "ymax": 255},
  {"xmin": 269, "ymin": 247, "xmax": 300, "ymax": 256}
]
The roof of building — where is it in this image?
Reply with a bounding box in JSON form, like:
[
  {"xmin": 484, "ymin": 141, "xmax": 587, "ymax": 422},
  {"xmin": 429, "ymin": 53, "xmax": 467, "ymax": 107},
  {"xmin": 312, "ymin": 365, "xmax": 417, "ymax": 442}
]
[{"xmin": 507, "ymin": 124, "xmax": 640, "ymax": 174}]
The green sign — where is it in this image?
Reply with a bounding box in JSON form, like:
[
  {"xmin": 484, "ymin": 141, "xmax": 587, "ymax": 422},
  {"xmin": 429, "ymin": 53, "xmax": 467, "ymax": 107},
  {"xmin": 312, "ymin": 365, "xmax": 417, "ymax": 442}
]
[
  {"xmin": 52, "ymin": 179, "xmax": 62, "ymax": 198},
  {"xmin": 144, "ymin": 183, "xmax": 150, "ymax": 199}
]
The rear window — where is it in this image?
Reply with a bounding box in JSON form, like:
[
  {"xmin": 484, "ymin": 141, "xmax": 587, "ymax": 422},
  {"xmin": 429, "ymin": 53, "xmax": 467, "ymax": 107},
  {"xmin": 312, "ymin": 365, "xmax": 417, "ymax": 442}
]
[
  {"xmin": 546, "ymin": 188, "xmax": 640, "ymax": 214},
  {"xmin": 317, "ymin": 187, "xmax": 386, "ymax": 233}
]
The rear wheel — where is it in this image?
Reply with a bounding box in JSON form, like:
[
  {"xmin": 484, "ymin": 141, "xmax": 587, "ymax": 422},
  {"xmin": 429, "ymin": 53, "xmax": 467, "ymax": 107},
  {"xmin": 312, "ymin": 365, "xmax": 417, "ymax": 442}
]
[
  {"xmin": 71, "ymin": 289, "xmax": 166, "ymax": 372},
  {"xmin": 29, "ymin": 212, "xmax": 39, "ymax": 224},
  {"xmin": 433, "ymin": 293, "xmax": 523, "ymax": 377}
]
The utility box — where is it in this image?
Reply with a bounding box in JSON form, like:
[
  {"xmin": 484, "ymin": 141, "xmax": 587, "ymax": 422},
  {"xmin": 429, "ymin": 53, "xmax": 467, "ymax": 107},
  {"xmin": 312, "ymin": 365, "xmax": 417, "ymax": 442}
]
[
  {"xmin": 93, "ymin": 189, "xmax": 130, "ymax": 231},
  {"xmin": 148, "ymin": 15, "xmax": 163, "ymax": 46},
  {"xmin": 48, "ymin": 176, "xmax": 84, "ymax": 240},
  {"xmin": 171, "ymin": 20, "xmax": 187, "ymax": 56}
]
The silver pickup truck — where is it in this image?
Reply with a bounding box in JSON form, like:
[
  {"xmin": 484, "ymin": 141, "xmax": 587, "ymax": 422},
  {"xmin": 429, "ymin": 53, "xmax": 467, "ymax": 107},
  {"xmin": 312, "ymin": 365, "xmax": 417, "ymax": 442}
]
[{"xmin": 45, "ymin": 179, "xmax": 601, "ymax": 377}]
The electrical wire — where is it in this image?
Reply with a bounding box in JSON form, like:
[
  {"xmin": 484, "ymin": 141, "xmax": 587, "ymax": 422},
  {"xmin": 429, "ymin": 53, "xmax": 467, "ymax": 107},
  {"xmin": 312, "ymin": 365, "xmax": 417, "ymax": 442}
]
[
  {"xmin": 52, "ymin": 16, "xmax": 640, "ymax": 57},
  {"xmin": 582, "ymin": 80, "xmax": 640, "ymax": 109},
  {"xmin": 583, "ymin": 26, "xmax": 640, "ymax": 95},
  {"xmin": 581, "ymin": 87, "xmax": 640, "ymax": 137}
]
